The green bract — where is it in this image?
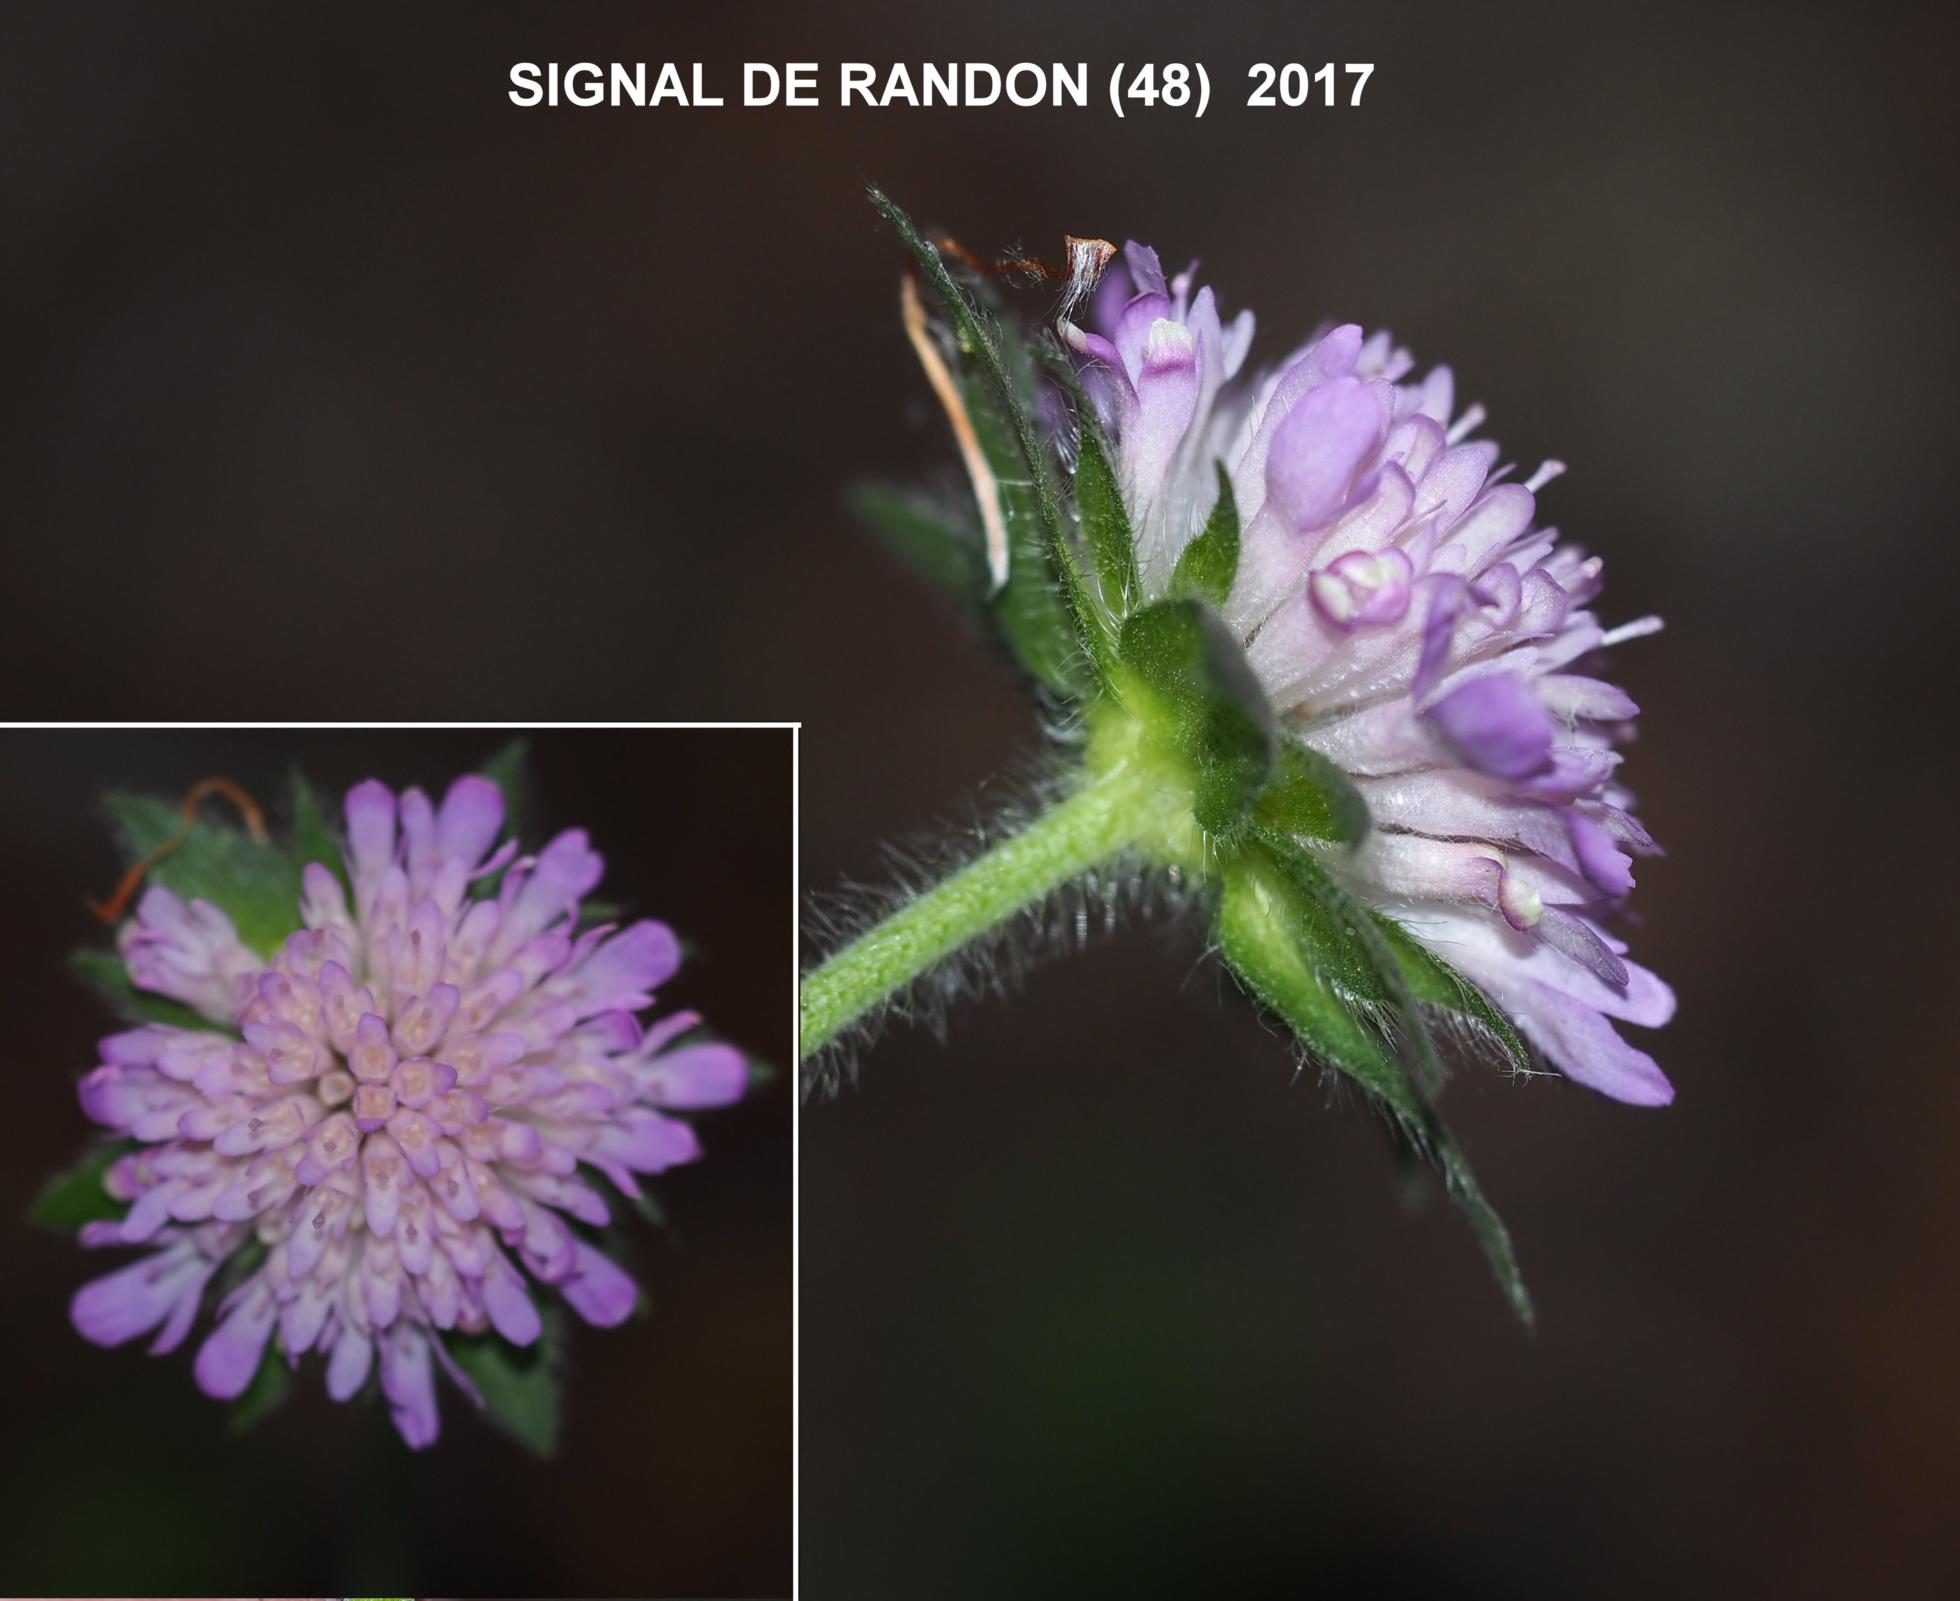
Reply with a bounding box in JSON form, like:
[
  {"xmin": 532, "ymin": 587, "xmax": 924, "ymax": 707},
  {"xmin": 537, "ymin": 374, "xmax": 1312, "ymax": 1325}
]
[{"xmin": 812, "ymin": 190, "xmax": 1536, "ymax": 1323}]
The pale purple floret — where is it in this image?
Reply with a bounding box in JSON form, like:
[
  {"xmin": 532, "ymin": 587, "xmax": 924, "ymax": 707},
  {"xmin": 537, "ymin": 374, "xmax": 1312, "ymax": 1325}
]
[
  {"xmin": 116, "ymin": 887, "xmax": 260, "ymax": 1023},
  {"xmin": 1065, "ymin": 248, "xmax": 1673, "ymax": 1105},
  {"xmin": 70, "ymin": 776, "xmax": 748, "ymax": 1445}
]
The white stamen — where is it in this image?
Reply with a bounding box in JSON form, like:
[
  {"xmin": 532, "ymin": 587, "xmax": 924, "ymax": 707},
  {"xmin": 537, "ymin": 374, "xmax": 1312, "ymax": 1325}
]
[
  {"xmin": 1599, "ymin": 615, "xmax": 1664, "ymax": 647},
  {"xmin": 1445, "ymin": 403, "xmax": 1486, "ymax": 445}
]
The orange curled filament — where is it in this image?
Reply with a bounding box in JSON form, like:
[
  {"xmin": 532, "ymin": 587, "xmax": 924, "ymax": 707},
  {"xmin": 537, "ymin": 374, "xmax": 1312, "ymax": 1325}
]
[
  {"xmin": 86, "ymin": 776, "xmax": 269, "ymax": 924},
  {"xmin": 930, "ymin": 233, "xmax": 1066, "ymax": 280},
  {"xmin": 930, "ymin": 233, "xmax": 1114, "ymax": 287}
]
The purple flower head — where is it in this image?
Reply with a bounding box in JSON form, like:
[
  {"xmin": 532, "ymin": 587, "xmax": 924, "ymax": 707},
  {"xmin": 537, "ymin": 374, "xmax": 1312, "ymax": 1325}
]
[
  {"xmin": 71, "ymin": 775, "xmax": 749, "ymax": 1446},
  {"xmin": 1067, "ymin": 249, "xmax": 1672, "ymax": 1106}
]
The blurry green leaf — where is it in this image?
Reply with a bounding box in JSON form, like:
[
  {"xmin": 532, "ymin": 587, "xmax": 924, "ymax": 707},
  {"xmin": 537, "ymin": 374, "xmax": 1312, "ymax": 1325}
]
[
  {"xmin": 1380, "ymin": 1117, "xmax": 1439, "ymax": 1217},
  {"xmin": 69, "ymin": 948, "xmax": 214, "ymax": 1031},
  {"xmin": 103, "ymin": 793, "xmax": 184, "ymax": 861},
  {"xmin": 848, "ymin": 478, "xmax": 988, "ymax": 602},
  {"xmin": 102, "ymin": 794, "xmax": 301, "ymax": 956},
  {"xmin": 478, "ymin": 736, "xmax": 530, "ymax": 794},
  {"xmin": 289, "ymin": 767, "xmax": 348, "ymax": 893},
  {"xmin": 228, "ymin": 1341, "xmax": 294, "ymax": 1434},
  {"xmin": 576, "ymin": 899, "xmax": 628, "ymax": 931},
  {"xmin": 1218, "ymin": 842, "xmax": 1532, "ymax": 1327},
  {"xmin": 1254, "ymin": 740, "xmax": 1372, "ymax": 846},
  {"xmin": 1170, "ymin": 462, "xmax": 1240, "ymax": 609},
  {"xmin": 1075, "ymin": 425, "xmax": 1139, "ymax": 624},
  {"xmin": 444, "ymin": 1306, "xmax": 567, "ymax": 1457},
  {"xmin": 28, "ymin": 1139, "xmax": 133, "ymax": 1231},
  {"xmin": 870, "ymin": 186, "xmax": 1101, "ymax": 693},
  {"xmin": 584, "ymin": 1161, "xmax": 669, "ymax": 1229},
  {"xmin": 478, "ymin": 736, "xmax": 533, "ymax": 833},
  {"xmin": 1118, "ymin": 597, "xmax": 1275, "ymax": 836},
  {"xmin": 470, "ymin": 737, "xmax": 534, "ymax": 901}
]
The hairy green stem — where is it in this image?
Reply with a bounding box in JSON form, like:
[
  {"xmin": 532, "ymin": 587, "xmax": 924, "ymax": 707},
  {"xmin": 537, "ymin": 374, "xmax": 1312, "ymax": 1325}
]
[{"xmin": 800, "ymin": 758, "xmax": 1161, "ymax": 1059}]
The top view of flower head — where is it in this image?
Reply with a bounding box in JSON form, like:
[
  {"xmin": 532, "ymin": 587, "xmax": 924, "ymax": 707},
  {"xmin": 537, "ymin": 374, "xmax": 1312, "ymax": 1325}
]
[
  {"xmin": 7, "ymin": 730, "xmax": 789, "ymax": 1596},
  {"xmin": 803, "ymin": 190, "xmax": 1671, "ymax": 1321},
  {"xmin": 64, "ymin": 764, "xmax": 748, "ymax": 1449}
]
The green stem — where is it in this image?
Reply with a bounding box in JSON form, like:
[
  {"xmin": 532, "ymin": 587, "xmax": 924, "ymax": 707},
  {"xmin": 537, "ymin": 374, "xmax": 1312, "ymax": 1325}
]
[{"xmin": 799, "ymin": 758, "xmax": 1159, "ymax": 1059}]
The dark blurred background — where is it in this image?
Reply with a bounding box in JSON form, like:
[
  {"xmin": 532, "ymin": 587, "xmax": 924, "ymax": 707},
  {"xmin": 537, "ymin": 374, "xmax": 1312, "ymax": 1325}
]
[
  {"xmin": 6, "ymin": 0, "xmax": 1959, "ymax": 1596},
  {"xmin": 0, "ymin": 730, "xmax": 791, "ymax": 1596}
]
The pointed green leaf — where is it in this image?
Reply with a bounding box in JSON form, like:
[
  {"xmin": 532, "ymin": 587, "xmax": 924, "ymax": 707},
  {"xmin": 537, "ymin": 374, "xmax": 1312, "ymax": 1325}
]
[
  {"xmin": 1218, "ymin": 845, "xmax": 1532, "ymax": 1326},
  {"xmin": 103, "ymin": 793, "xmax": 185, "ymax": 861},
  {"xmin": 443, "ymin": 1306, "xmax": 567, "ymax": 1457},
  {"xmin": 69, "ymin": 948, "xmax": 214, "ymax": 1031},
  {"xmin": 477, "ymin": 737, "xmax": 532, "ymax": 832},
  {"xmin": 1074, "ymin": 425, "xmax": 1139, "ymax": 624},
  {"xmin": 228, "ymin": 1340, "xmax": 294, "ymax": 1433},
  {"xmin": 848, "ymin": 478, "xmax": 988, "ymax": 602},
  {"xmin": 1425, "ymin": 1132, "xmax": 1534, "ymax": 1330},
  {"xmin": 289, "ymin": 768, "xmax": 348, "ymax": 893},
  {"xmin": 470, "ymin": 738, "xmax": 534, "ymax": 901},
  {"xmin": 1170, "ymin": 462, "xmax": 1240, "ymax": 609},
  {"xmin": 28, "ymin": 1139, "xmax": 134, "ymax": 1231},
  {"xmin": 102, "ymin": 794, "xmax": 302, "ymax": 956},
  {"xmin": 583, "ymin": 1160, "xmax": 669, "ymax": 1229},
  {"xmin": 1253, "ymin": 740, "xmax": 1372, "ymax": 846},
  {"xmin": 573, "ymin": 899, "xmax": 626, "ymax": 930},
  {"xmin": 869, "ymin": 186, "xmax": 1102, "ymax": 692},
  {"xmin": 1118, "ymin": 597, "xmax": 1275, "ymax": 836}
]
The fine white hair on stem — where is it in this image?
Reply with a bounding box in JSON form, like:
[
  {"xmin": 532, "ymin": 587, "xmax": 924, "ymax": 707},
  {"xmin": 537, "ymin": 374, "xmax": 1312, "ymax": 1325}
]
[
  {"xmin": 800, "ymin": 756, "xmax": 1531, "ymax": 1107},
  {"xmin": 799, "ymin": 754, "xmax": 1198, "ymax": 1102}
]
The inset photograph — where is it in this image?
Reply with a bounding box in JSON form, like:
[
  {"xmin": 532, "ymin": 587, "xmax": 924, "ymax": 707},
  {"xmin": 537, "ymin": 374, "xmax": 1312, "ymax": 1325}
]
[{"xmin": 3, "ymin": 727, "xmax": 791, "ymax": 1598}]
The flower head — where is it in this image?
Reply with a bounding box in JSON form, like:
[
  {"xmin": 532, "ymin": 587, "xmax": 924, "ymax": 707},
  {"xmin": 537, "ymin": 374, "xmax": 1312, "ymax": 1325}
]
[
  {"xmin": 70, "ymin": 775, "xmax": 748, "ymax": 1446},
  {"xmin": 1065, "ymin": 243, "xmax": 1673, "ymax": 1105}
]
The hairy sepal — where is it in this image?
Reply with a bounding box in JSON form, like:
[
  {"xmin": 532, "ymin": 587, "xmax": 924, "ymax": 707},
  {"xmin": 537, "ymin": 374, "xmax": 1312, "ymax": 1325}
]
[
  {"xmin": 1116, "ymin": 597, "xmax": 1275, "ymax": 839},
  {"xmin": 1216, "ymin": 838, "xmax": 1534, "ymax": 1327},
  {"xmin": 1169, "ymin": 461, "xmax": 1241, "ymax": 609},
  {"xmin": 1074, "ymin": 422, "xmax": 1141, "ymax": 631},
  {"xmin": 870, "ymin": 186, "xmax": 1104, "ymax": 693},
  {"xmin": 1254, "ymin": 741, "xmax": 1372, "ymax": 847}
]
